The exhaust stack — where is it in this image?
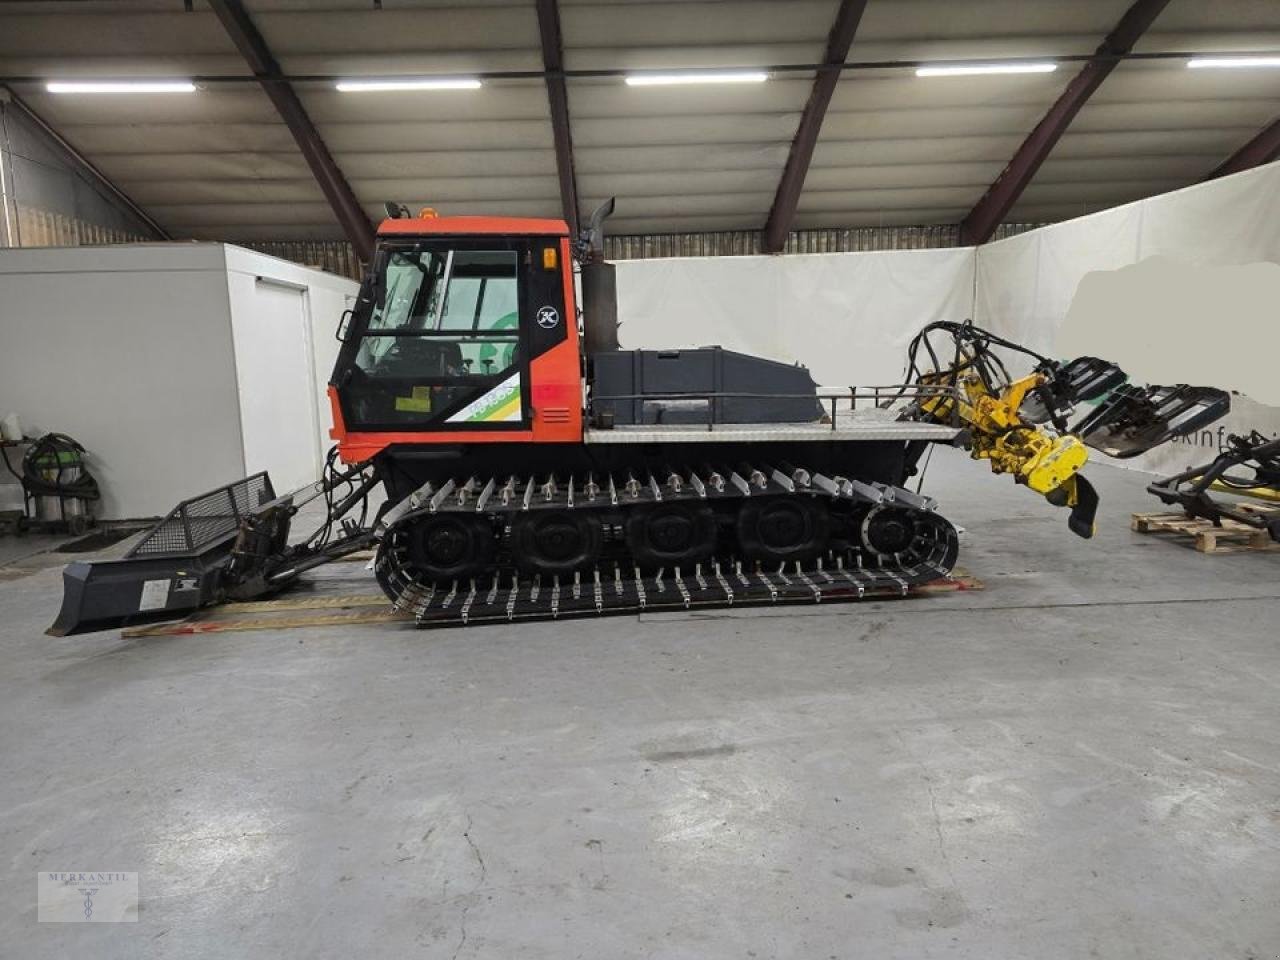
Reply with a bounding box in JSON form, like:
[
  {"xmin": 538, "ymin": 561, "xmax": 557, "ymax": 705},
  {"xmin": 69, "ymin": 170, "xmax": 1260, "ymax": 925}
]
[{"xmin": 579, "ymin": 197, "xmax": 619, "ymax": 355}]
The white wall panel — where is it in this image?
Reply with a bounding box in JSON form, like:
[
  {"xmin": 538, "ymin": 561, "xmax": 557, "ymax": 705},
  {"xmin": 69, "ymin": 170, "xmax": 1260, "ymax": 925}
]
[
  {"xmin": 615, "ymin": 247, "xmax": 976, "ymax": 389},
  {"xmin": 975, "ymin": 161, "xmax": 1280, "ymax": 337}
]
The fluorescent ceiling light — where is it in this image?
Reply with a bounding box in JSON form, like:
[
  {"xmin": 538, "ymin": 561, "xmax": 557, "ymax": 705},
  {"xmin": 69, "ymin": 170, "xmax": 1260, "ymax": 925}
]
[
  {"xmin": 335, "ymin": 77, "xmax": 482, "ymax": 92},
  {"xmin": 625, "ymin": 71, "xmax": 768, "ymax": 87},
  {"xmin": 916, "ymin": 62, "xmax": 1058, "ymax": 77},
  {"xmin": 46, "ymin": 80, "xmax": 195, "ymax": 94},
  {"xmin": 1187, "ymin": 56, "xmax": 1280, "ymax": 69}
]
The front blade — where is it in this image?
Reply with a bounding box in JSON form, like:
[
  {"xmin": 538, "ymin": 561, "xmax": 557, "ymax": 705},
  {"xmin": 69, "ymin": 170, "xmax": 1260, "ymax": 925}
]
[
  {"xmin": 48, "ymin": 556, "xmax": 226, "ymax": 636},
  {"xmin": 47, "ymin": 472, "xmax": 289, "ymax": 636}
]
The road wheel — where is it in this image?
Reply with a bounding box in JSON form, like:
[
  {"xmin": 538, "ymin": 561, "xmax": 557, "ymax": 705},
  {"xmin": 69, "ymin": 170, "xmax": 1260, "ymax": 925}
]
[
  {"xmin": 511, "ymin": 511, "xmax": 601, "ymax": 576},
  {"xmin": 736, "ymin": 496, "xmax": 829, "ymax": 563},
  {"xmin": 626, "ymin": 503, "xmax": 717, "ymax": 569}
]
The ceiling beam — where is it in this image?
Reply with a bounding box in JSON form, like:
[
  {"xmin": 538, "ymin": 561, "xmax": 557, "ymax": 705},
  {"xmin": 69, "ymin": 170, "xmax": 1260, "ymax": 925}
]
[
  {"xmin": 958, "ymin": 0, "xmax": 1172, "ymax": 245},
  {"xmin": 534, "ymin": 0, "xmax": 580, "ymax": 237},
  {"xmin": 1205, "ymin": 115, "xmax": 1280, "ymax": 180},
  {"xmin": 761, "ymin": 0, "xmax": 869, "ymax": 254},
  {"xmin": 206, "ymin": 0, "xmax": 374, "ymax": 262}
]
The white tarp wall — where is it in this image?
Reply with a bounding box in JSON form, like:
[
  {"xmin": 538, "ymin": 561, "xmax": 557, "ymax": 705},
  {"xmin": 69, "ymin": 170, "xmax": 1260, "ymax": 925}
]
[
  {"xmin": 0, "ymin": 244, "xmax": 357, "ymax": 519},
  {"xmin": 974, "ymin": 161, "xmax": 1280, "ymax": 474},
  {"xmin": 615, "ymin": 247, "xmax": 977, "ymax": 389}
]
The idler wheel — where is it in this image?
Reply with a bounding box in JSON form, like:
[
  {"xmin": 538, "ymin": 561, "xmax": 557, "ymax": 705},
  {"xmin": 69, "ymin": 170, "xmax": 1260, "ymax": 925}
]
[
  {"xmin": 736, "ymin": 496, "xmax": 829, "ymax": 563},
  {"xmin": 859, "ymin": 506, "xmax": 918, "ymax": 558},
  {"xmin": 626, "ymin": 503, "xmax": 718, "ymax": 569},
  {"xmin": 511, "ymin": 511, "xmax": 602, "ymax": 576}
]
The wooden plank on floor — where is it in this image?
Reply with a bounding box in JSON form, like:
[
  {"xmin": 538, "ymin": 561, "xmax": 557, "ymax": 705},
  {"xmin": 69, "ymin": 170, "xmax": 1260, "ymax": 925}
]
[
  {"xmin": 123, "ymin": 608, "xmax": 410, "ymax": 637},
  {"xmin": 333, "ymin": 550, "xmax": 375, "ymax": 563},
  {"xmin": 119, "ymin": 568, "xmax": 982, "ymax": 638},
  {"xmin": 223, "ymin": 594, "xmax": 391, "ymax": 613},
  {"xmin": 914, "ymin": 570, "xmax": 984, "ymax": 594}
]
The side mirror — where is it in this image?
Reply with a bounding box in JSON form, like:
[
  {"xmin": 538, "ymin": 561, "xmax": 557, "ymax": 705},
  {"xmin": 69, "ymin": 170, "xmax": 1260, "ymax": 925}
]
[{"xmin": 335, "ymin": 308, "xmax": 354, "ymax": 342}]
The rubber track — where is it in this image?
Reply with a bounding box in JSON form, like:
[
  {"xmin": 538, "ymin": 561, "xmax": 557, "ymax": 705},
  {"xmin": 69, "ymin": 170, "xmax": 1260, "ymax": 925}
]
[{"xmin": 374, "ymin": 464, "xmax": 959, "ymax": 627}]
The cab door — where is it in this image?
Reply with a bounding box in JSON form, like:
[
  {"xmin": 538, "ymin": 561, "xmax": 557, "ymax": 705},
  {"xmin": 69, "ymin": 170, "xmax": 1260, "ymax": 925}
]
[{"xmin": 334, "ymin": 238, "xmax": 540, "ymax": 432}]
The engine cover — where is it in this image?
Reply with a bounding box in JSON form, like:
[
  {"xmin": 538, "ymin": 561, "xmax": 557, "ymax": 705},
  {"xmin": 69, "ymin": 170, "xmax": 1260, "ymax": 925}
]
[{"xmin": 590, "ymin": 347, "xmax": 824, "ymax": 426}]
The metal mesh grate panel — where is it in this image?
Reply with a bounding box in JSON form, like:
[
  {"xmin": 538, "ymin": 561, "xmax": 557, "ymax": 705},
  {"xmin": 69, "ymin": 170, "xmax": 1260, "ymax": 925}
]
[{"xmin": 127, "ymin": 473, "xmax": 275, "ymax": 558}]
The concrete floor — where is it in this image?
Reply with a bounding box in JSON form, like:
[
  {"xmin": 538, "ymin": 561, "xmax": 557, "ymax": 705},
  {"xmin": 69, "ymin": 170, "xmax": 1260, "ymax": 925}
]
[{"xmin": 1, "ymin": 446, "xmax": 1277, "ymax": 958}]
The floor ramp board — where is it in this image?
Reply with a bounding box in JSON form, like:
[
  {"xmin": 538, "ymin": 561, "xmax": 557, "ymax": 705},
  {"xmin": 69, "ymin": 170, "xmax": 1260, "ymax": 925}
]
[{"xmin": 121, "ymin": 567, "xmax": 983, "ymax": 637}]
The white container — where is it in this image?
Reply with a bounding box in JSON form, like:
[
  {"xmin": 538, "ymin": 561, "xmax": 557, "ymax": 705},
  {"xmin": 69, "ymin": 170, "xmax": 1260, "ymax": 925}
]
[
  {"xmin": 0, "ymin": 412, "xmax": 21, "ymax": 442},
  {"xmin": 0, "ymin": 244, "xmax": 358, "ymax": 519}
]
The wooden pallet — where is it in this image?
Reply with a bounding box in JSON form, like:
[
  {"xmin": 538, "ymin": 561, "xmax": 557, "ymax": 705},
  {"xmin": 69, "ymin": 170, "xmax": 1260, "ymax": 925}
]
[{"xmin": 1131, "ymin": 506, "xmax": 1280, "ymax": 554}]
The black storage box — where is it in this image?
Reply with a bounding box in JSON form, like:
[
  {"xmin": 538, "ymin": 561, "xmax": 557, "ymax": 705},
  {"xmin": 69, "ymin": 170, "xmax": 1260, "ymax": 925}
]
[{"xmin": 590, "ymin": 347, "xmax": 823, "ymax": 426}]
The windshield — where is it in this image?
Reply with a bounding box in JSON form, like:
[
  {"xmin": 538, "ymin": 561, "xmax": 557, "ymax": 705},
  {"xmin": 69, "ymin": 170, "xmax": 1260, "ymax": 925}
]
[
  {"xmin": 357, "ymin": 248, "xmax": 520, "ymax": 377},
  {"xmin": 369, "ymin": 250, "xmax": 517, "ymax": 333}
]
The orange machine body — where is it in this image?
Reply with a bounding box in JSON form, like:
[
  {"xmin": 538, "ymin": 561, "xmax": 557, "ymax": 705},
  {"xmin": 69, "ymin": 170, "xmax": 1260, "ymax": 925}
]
[{"xmin": 330, "ymin": 217, "xmax": 583, "ymax": 464}]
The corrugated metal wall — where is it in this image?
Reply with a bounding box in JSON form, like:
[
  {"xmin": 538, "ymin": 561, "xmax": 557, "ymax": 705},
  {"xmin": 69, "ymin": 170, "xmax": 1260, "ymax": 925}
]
[
  {"xmin": 0, "ymin": 98, "xmax": 160, "ymax": 249},
  {"xmin": 606, "ymin": 223, "xmax": 1040, "ymax": 259},
  {"xmin": 238, "ymin": 223, "xmax": 1044, "ymax": 281},
  {"xmin": 9, "ymin": 206, "xmax": 150, "ymax": 246},
  {"xmin": 0, "ymin": 221, "xmax": 1041, "ymax": 274},
  {"xmin": 237, "ymin": 239, "xmax": 365, "ymax": 282}
]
